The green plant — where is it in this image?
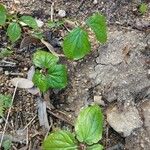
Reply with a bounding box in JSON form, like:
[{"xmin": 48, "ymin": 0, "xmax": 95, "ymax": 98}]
[
  {"xmin": 139, "ymin": 3, "xmax": 148, "ymax": 14},
  {"xmin": 0, "ymin": 94, "xmax": 11, "ymax": 117},
  {"xmin": 0, "ymin": 48, "xmax": 13, "ymax": 58},
  {"xmin": 0, "ymin": 3, "xmax": 38, "ymax": 43},
  {"xmin": 32, "ymin": 50, "xmax": 67, "ymax": 93},
  {"xmin": 2, "ymin": 139, "xmax": 12, "ymax": 150},
  {"xmin": 63, "ymin": 13, "xmax": 107, "ymax": 60},
  {"xmin": 42, "ymin": 104, "xmax": 104, "ymax": 150}
]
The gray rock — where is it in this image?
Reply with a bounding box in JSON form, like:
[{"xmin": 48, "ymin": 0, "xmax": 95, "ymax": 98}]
[
  {"xmin": 58, "ymin": 9, "xmax": 66, "ymax": 18},
  {"xmin": 106, "ymin": 105, "xmax": 143, "ymax": 137},
  {"xmin": 125, "ymin": 100, "xmax": 150, "ymax": 150}
]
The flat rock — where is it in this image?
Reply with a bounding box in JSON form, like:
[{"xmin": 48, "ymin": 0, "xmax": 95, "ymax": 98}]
[{"xmin": 106, "ymin": 105, "xmax": 143, "ymax": 137}]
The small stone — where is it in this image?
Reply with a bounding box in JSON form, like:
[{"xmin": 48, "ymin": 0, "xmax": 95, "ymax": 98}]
[
  {"xmin": 4, "ymin": 71, "xmax": 9, "ymax": 75},
  {"xmin": 94, "ymin": 96, "xmax": 105, "ymax": 106},
  {"xmin": 58, "ymin": 9, "xmax": 66, "ymax": 18},
  {"xmin": 24, "ymin": 67, "xmax": 28, "ymax": 71},
  {"xmin": 93, "ymin": 0, "xmax": 98, "ymax": 4},
  {"xmin": 106, "ymin": 105, "xmax": 143, "ymax": 137}
]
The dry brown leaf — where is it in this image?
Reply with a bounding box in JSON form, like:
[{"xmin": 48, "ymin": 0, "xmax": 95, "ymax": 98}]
[{"xmin": 11, "ymin": 78, "xmax": 34, "ymax": 89}]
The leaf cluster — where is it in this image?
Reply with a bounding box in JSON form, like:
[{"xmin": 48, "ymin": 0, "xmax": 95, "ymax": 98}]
[
  {"xmin": 0, "ymin": 3, "xmax": 38, "ymax": 43},
  {"xmin": 32, "ymin": 50, "xmax": 67, "ymax": 93},
  {"xmin": 42, "ymin": 104, "xmax": 104, "ymax": 150}
]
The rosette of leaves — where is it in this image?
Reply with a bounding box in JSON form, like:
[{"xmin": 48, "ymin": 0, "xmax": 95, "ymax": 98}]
[
  {"xmin": 32, "ymin": 50, "xmax": 67, "ymax": 93},
  {"xmin": 42, "ymin": 104, "xmax": 104, "ymax": 150},
  {"xmin": 63, "ymin": 13, "xmax": 107, "ymax": 60},
  {"xmin": 0, "ymin": 3, "xmax": 38, "ymax": 43}
]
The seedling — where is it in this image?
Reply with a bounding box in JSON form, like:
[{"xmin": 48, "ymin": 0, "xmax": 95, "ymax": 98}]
[
  {"xmin": 63, "ymin": 13, "xmax": 107, "ymax": 60},
  {"xmin": 42, "ymin": 104, "xmax": 104, "ymax": 150},
  {"xmin": 32, "ymin": 50, "xmax": 67, "ymax": 93},
  {"xmin": 0, "ymin": 94, "xmax": 11, "ymax": 117},
  {"xmin": 0, "ymin": 3, "xmax": 39, "ymax": 43},
  {"xmin": 0, "ymin": 48, "xmax": 13, "ymax": 58},
  {"xmin": 2, "ymin": 139, "xmax": 12, "ymax": 150},
  {"xmin": 139, "ymin": 3, "xmax": 148, "ymax": 14}
]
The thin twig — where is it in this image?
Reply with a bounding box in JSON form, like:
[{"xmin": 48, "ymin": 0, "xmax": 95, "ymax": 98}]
[
  {"xmin": 23, "ymin": 115, "xmax": 37, "ymax": 131},
  {"xmin": 0, "ymin": 82, "xmax": 18, "ymax": 147}
]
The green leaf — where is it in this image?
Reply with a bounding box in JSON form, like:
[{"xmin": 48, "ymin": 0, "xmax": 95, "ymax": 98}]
[
  {"xmin": 32, "ymin": 70, "xmax": 49, "ymax": 93},
  {"xmin": 0, "ymin": 4, "xmax": 7, "ymax": 26},
  {"xmin": 139, "ymin": 3, "xmax": 148, "ymax": 14},
  {"xmin": 87, "ymin": 144, "xmax": 103, "ymax": 150},
  {"xmin": 63, "ymin": 27, "xmax": 91, "ymax": 60},
  {"xmin": 0, "ymin": 100, "xmax": 4, "ymax": 117},
  {"xmin": 42, "ymin": 130, "xmax": 78, "ymax": 150},
  {"xmin": 2, "ymin": 139, "xmax": 12, "ymax": 150},
  {"xmin": 47, "ymin": 64, "xmax": 67, "ymax": 89},
  {"xmin": 0, "ymin": 48, "xmax": 13, "ymax": 58},
  {"xmin": 20, "ymin": 15, "xmax": 38, "ymax": 29},
  {"xmin": 7, "ymin": 22, "xmax": 21, "ymax": 42},
  {"xmin": 33, "ymin": 50, "xmax": 59, "ymax": 68},
  {"xmin": 75, "ymin": 104, "xmax": 103, "ymax": 145},
  {"xmin": 86, "ymin": 13, "xmax": 107, "ymax": 43},
  {"xmin": 0, "ymin": 94, "xmax": 11, "ymax": 116}
]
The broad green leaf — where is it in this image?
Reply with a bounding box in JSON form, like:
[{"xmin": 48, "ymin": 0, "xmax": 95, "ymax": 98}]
[
  {"xmin": 47, "ymin": 64, "xmax": 67, "ymax": 89},
  {"xmin": 42, "ymin": 130, "xmax": 78, "ymax": 150},
  {"xmin": 32, "ymin": 70, "xmax": 49, "ymax": 93},
  {"xmin": 87, "ymin": 144, "xmax": 103, "ymax": 150},
  {"xmin": 86, "ymin": 13, "xmax": 107, "ymax": 43},
  {"xmin": 63, "ymin": 27, "xmax": 91, "ymax": 60},
  {"xmin": 20, "ymin": 15, "xmax": 38, "ymax": 29},
  {"xmin": 33, "ymin": 50, "xmax": 59, "ymax": 68},
  {"xmin": 75, "ymin": 104, "xmax": 103, "ymax": 145},
  {"xmin": 7, "ymin": 22, "xmax": 21, "ymax": 42},
  {"xmin": 0, "ymin": 4, "xmax": 7, "ymax": 26}
]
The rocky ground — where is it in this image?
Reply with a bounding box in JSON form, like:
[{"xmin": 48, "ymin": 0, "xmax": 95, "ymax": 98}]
[{"xmin": 0, "ymin": 0, "xmax": 150, "ymax": 150}]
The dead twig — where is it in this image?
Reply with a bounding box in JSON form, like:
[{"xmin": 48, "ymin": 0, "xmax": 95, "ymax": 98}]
[
  {"xmin": 50, "ymin": 2, "xmax": 54, "ymax": 22},
  {"xmin": 47, "ymin": 108, "xmax": 74, "ymax": 126}
]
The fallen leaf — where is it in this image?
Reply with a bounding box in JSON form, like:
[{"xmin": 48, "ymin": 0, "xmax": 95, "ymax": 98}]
[
  {"xmin": 11, "ymin": 78, "xmax": 34, "ymax": 88},
  {"xmin": 27, "ymin": 66, "xmax": 35, "ymax": 80},
  {"xmin": 37, "ymin": 97, "xmax": 49, "ymax": 130}
]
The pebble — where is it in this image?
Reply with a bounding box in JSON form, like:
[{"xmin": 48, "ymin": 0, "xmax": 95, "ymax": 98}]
[
  {"xmin": 58, "ymin": 9, "xmax": 66, "ymax": 18},
  {"xmin": 4, "ymin": 71, "xmax": 9, "ymax": 75},
  {"xmin": 93, "ymin": 0, "xmax": 98, "ymax": 4}
]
